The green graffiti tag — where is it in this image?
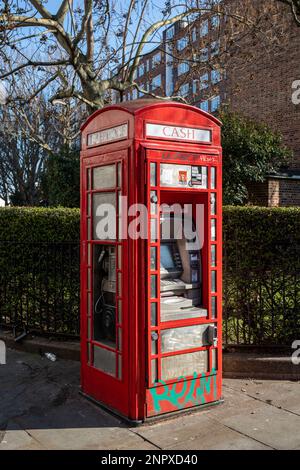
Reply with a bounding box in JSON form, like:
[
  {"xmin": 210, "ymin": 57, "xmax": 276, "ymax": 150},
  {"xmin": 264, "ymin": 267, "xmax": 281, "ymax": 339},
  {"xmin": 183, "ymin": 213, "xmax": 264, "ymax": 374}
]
[{"xmin": 150, "ymin": 369, "xmax": 217, "ymax": 413}]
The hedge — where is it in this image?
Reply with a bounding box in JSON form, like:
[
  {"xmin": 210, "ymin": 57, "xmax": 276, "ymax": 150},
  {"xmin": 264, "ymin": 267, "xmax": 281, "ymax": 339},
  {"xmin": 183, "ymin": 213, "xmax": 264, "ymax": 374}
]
[
  {"xmin": 0, "ymin": 207, "xmax": 80, "ymax": 242},
  {"xmin": 0, "ymin": 206, "xmax": 299, "ymax": 344}
]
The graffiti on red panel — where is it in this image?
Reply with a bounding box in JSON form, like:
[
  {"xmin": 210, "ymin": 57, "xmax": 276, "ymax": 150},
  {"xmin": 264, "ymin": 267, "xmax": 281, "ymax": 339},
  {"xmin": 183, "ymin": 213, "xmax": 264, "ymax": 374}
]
[{"xmin": 150, "ymin": 370, "xmax": 217, "ymax": 413}]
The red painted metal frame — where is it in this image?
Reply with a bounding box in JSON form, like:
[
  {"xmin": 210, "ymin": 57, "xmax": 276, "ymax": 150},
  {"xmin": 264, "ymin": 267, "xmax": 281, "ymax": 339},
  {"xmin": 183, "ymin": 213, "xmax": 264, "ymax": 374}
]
[{"xmin": 80, "ymin": 100, "xmax": 222, "ymax": 422}]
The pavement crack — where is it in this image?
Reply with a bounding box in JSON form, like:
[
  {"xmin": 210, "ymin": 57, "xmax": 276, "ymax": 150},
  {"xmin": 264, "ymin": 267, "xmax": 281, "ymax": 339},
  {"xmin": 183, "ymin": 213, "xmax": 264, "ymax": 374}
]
[{"xmin": 128, "ymin": 428, "xmax": 162, "ymax": 450}]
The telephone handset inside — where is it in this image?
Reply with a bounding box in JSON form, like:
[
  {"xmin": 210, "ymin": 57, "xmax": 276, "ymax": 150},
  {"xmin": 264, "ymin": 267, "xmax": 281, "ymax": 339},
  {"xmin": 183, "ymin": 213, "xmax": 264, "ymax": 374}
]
[{"xmin": 94, "ymin": 246, "xmax": 116, "ymax": 343}]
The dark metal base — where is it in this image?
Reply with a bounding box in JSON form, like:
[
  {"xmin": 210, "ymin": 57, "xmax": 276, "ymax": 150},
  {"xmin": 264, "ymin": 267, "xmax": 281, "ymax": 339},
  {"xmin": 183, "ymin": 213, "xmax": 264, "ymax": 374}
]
[{"xmin": 80, "ymin": 389, "xmax": 224, "ymax": 427}]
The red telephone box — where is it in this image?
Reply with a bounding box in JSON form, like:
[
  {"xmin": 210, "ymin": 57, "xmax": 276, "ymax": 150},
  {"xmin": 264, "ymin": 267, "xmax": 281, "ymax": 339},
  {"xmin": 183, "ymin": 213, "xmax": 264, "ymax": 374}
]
[{"xmin": 80, "ymin": 99, "xmax": 222, "ymax": 422}]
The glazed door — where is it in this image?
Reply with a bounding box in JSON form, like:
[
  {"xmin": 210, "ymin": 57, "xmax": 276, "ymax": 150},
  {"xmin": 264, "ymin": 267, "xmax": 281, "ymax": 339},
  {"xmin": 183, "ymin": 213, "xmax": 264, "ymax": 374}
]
[{"xmin": 81, "ymin": 152, "xmax": 129, "ymax": 416}]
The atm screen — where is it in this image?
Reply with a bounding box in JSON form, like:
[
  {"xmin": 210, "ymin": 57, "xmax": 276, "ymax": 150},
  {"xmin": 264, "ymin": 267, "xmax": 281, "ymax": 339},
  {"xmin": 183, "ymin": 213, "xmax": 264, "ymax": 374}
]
[{"xmin": 160, "ymin": 244, "xmax": 175, "ymax": 269}]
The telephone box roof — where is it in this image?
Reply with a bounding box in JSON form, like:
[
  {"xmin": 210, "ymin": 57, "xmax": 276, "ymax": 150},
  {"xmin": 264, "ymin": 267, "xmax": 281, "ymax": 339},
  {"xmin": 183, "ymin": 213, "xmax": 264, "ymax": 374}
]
[{"xmin": 81, "ymin": 99, "xmax": 222, "ymax": 131}]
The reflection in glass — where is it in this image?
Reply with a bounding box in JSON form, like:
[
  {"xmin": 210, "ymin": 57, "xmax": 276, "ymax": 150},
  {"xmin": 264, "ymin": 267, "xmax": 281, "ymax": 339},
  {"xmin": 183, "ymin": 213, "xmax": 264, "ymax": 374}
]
[
  {"xmin": 118, "ymin": 354, "xmax": 122, "ymax": 379},
  {"xmin": 150, "ymin": 247, "xmax": 157, "ymax": 270},
  {"xmin": 93, "ymin": 192, "xmax": 116, "ymax": 240},
  {"xmin": 161, "ymin": 350, "xmax": 208, "ymax": 381},
  {"xmin": 211, "ymin": 219, "xmax": 216, "ymax": 241},
  {"xmin": 151, "ymin": 303, "xmax": 157, "ymax": 325},
  {"xmin": 212, "ymin": 348, "xmax": 218, "ymax": 371},
  {"xmin": 211, "ymin": 167, "xmax": 216, "ymax": 189},
  {"xmin": 150, "ymin": 191, "xmax": 158, "ymax": 214},
  {"xmin": 150, "ymin": 163, "xmax": 157, "ymax": 186},
  {"xmin": 161, "ymin": 324, "xmax": 215, "ymax": 352},
  {"xmin": 93, "ymin": 346, "xmax": 116, "ymax": 376},
  {"xmin": 211, "ymin": 271, "xmax": 217, "ymax": 293},
  {"xmin": 93, "ymin": 165, "xmax": 116, "ymax": 189},
  {"xmin": 211, "ymin": 193, "xmax": 216, "ymax": 215},
  {"xmin": 151, "ymin": 218, "xmax": 157, "ymax": 241},
  {"xmin": 151, "ymin": 275, "xmax": 157, "ymax": 298},
  {"xmin": 211, "ymin": 296, "xmax": 217, "ymax": 319},
  {"xmin": 211, "ymin": 245, "xmax": 216, "ymax": 267},
  {"xmin": 151, "ymin": 359, "xmax": 158, "ymax": 383}
]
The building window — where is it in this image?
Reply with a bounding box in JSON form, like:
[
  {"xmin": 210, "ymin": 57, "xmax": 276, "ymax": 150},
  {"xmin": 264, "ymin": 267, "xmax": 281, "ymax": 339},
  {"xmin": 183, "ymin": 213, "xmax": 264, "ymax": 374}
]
[
  {"xmin": 138, "ymin": 63, "xmax": 145, "ymax": 77},
  {"xmin": 200, "ymin": 20, "xmax": 208, "ymax": 37},
  {"xmin": 151, "ymin": 74, "xmax": 162, "ymax": 90},
  {"xmin": 200, "ymin": 100, "xmax": 209, "ymax": 112},
  {"xmin": 210, "ymin": 95, "xmax": 221, "ymax": 112},
  {"xmin": 132, "ymin": 88, "xmax": 138, "ymax": 100},
  {"xmin": 177, "ymin": 36, "xmax": 188, "ymax": 51},
  {"xmin": 211, "ymin": 69, "xmax": 221, "ymax": 84},
  {"xmin": 152, "ymin": 52, "xmax": 161, "ymax": 68},
  {"xmin": 166, "ymin": 25, "xmax": 175, "ymax": 39},
  {"xmin": 192, "ymin": 27, "xmax": 197, "ymax": 42},
  {"xmin": 178, "ymin": 83, "xmax": 190, "ymax": 97},
  {"xmin": 200, "ymin": 48, "xmax": 208, "ymax": 62},
  {"xmin": 178, "ymin": 62, "xmax": 190, "ymax": 76},
  {"xmin": 211, "ymin": 40, "xmax": 220, "ymax": 57},
  {"xmin": 139, "ymin": 85, "xmax": 144, "ymax": 97},
  {"xmin": 211, "ymin": 15, "xmax": 220, "ymax": 30},
  {"xmin": 146, "ymin": 59, "xmax": 150, "ymax": 72},
  {"xmin": 200, "ymin": 73, "xmax": 209, "ymax": 90},
  {"xmin": 192, "ymin": 79, "xmax": 198, "ymax": 94}
]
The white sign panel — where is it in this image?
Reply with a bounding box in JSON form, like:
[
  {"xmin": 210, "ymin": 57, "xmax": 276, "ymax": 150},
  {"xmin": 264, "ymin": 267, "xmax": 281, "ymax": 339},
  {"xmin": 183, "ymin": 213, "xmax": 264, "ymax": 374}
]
[
  {"xmin": 146, "ymin": 123, "xmax": 211, "ymax": 143},
  {"xmin": 88, "ymin": 123, "xmax": 128, "ymax": 146}
]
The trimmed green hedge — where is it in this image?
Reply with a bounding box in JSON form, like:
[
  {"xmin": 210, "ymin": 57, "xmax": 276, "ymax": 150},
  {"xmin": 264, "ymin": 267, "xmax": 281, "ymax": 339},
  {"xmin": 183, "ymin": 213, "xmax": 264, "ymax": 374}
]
[
  {"xmin": 0, "ymin": 206, "xmax": 299, "ymax": 344},
  {"xmin": 0, "ymin": 207, "xmax": 80, "ymax": 242}
]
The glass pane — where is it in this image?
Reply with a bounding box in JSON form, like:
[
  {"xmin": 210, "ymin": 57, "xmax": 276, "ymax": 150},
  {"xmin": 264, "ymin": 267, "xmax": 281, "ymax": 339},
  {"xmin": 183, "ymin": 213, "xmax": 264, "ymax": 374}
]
[
  {"xmin": 150, "ymin": 162, "xmax": 157, "ymax": 186},
  {"xmin": 151, "ymin": 359, "xmax": 158, "ymax": 383},
  {"xmin": 150, "ymin": 191, "xmax": 158, "ymax": 214},
  {"xmin": 117, "ymin": 163, "xmax": 122, "ymax": 187},
  {"xmin": 118, "ymin": 354, "xmax": 122, "ymax": 379},
  {"xmin": 118, "ymin": 300, "xmax": 122, "ymax": 323},
  {"xmin": 93, "ymin": 165, "xmax": 116, "ymax": 189},
  {"xmin": 151, "ymin": 333, "xmax": 158, "ymax": 354},
  {"xmin": 210, "ymin": 193, "xmax": 216, "ymax": 215},
  {"xmin": 87, "ymin": 268, "xmax": 91, "ymax": 290},
  {"xmin": 211, "ymin": 167, "xmax": 216, "ymax": 189},
  {"xmin": 87, "ymin": 193, "xmax": 91, "ymax": 216},
  {"xmin": 151, "ymin": 219, "xmax": 157, "ymax": 241},
  {"xmin": 151, "ymin": 302, "xmax": 157, "ymax": 325},
  {"xmin": 87, "ymin": 243, "xmax": 92, "ymax": 265},
  {"xmin": 87, "ymin": 317, "xmax": 91, "ymax": 339},
  {"xmin": 118, "ymin": 272, "xmax": 122, "ymax": 295},
  {"xmin": 150, "ymin": 247, "xmax": 157, "ymax": 270},
  {"xmin": 93, "ymin": 192, "xmax": 116, "ymax": 240},
  {"xmin": 87, "ymin": 168, "xmax": 91, "ymax": 190},
  {"xmin": 93, "ymin": 245, "xmax": 116, "ymax": 347},
  {"xmin": 93, "ymin": 346, "xmax": 116, "ymax": 376},
  {"xmin": 211, "ymin": 296, "xmax": 217, "ymax": 319},
  {"xmin": 118, "ymin": 328, "xmax": 122, "ymax": 351},
  {"xmin": 212, "ymin": 348, "xmax": 218, "ymax": 371},
  {"xmin": 151, "ymin": 275, "xmax": 157, "ymax": 298},
  {"xmin": 211, "ymin": 271, "xmax": 217, "ymax": 293},
  {"xmin": 117, "ymin": 245, "xmax": 122, "ymax": 268},
  {"xmin": 87, "ymin": 218, "xmax": 91, "ymax": 240},
  {"xmin": 211, "ymin": 219, "xmax": 216, "ymax": 241},
  {"xmin": 161, "ymin": 324, "xmax": 215, "ymax": 353},
  {"xmin": 118, "ymin": 192, "xmax": 123, "ymax": 239},
  {"xmin": 211, "ymin": 245, "xmax": 216, "ymax": 267},
  {"xmin": 161, "ymin": 350, "xmax": 209, "ymax": 381},
  {"xmin": 87, "ymin": 343, "xmax": 90, "ymax": 364}
]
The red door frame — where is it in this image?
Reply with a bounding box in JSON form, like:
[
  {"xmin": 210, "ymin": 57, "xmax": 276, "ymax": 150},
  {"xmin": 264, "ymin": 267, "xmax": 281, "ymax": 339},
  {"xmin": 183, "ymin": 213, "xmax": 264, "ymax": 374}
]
[{"xmin": 80, "ymin": 150, "xmax": 130, "ymax": 418}]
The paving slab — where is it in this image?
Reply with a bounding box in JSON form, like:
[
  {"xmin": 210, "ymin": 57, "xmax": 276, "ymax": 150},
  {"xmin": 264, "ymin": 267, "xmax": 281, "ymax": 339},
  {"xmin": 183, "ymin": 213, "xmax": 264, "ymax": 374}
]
[
  {"xmin": 224, "ymin": 378, "xmax": 300, "ymax": 415},
  {"xmin": 1, "ymin": 348, "xmax": 300, "ymax": 450},
  {"xmin": 214, "ymin": 400, "xmax": 300, "ymax": 450}
]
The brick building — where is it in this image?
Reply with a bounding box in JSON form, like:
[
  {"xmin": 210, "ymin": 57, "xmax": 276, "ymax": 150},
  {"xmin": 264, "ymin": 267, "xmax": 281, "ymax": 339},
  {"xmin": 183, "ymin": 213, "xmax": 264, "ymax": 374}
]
[{"xmin": 116, "ymin": 1, "xmax": 300, "ymax": 206}]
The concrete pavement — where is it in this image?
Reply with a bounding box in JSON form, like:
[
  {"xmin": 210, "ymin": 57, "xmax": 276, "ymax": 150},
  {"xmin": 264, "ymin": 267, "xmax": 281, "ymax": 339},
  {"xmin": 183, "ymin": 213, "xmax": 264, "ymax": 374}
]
[{"xmin": 0, "ymin": 349, "xmax": 299, "ymax": 450}]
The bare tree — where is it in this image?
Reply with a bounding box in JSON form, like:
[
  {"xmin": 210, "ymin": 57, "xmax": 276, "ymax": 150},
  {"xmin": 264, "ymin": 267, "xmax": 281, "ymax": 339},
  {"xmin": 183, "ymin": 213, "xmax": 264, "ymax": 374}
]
[
  {"xmin": 0, "ymin": 0, "xmax": 277, "ymax": 111},
  {"xmin": 278, "ymin": 0, "xmax": 300, "ymax": 25}
]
